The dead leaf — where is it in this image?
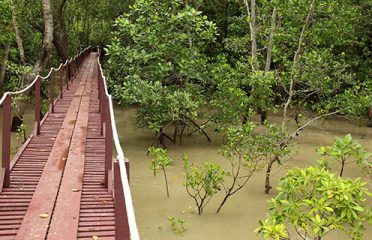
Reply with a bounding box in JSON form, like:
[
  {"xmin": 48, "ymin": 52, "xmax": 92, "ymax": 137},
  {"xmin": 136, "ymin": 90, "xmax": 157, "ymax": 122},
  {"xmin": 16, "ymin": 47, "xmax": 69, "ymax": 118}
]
[
  {"xmin": 39, "ymin": 213, "xmax": 49, "ymax": 218},
  {"xmin": 72, "ymin": 188, "xmax": 80, "ymax": 192},
  {"xmin": 92, "ymin": 236, "xmax": 99, "ymax": 240}
]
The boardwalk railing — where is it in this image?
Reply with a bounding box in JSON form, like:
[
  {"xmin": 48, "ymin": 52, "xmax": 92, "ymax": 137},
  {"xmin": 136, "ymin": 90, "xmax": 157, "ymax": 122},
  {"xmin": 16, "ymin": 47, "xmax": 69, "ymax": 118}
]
[
  {"xmin": 97, "ymin": 48, "xmax": 140, "ymax": 240},
  {"xmin": 0, "ymin": 47, "xmax": 91, "ymax": 191}
]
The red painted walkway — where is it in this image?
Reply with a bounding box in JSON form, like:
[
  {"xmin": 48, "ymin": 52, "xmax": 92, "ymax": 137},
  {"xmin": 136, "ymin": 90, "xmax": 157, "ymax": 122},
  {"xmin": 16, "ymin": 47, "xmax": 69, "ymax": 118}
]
[{"xmin": 0, "ymin": 54, "xmax": 118, "ymax": 239}]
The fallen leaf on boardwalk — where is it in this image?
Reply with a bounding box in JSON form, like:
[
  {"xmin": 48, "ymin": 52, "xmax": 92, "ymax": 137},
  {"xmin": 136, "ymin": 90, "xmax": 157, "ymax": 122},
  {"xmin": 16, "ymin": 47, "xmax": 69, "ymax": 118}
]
[
  {"xmin": 39, "ymin": 213, "xmax": 49, "ymax": 218},
  {"xmin": 72, "ymin": 188, "xmax": 80, "ymax": 192},
  {"xmin": 92, "ymin": 236, "xmax": 99, "ymax": 240},
  {"xmin": 33, "ymin": 235, "xmax": 40, "ymax": 238}
]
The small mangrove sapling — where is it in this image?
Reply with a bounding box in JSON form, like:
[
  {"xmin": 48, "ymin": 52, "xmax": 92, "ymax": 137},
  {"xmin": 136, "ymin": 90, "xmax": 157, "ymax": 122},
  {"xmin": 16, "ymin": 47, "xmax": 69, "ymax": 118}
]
[
  {"xmin": 216, "ymin": 123, "xmax": 271, "ymax": 213},
  {"xmin": 148, "ymin": 147, "xmax": 173, "ymax": 197},
  {"xmin": 317, "ymin": 134, "xmax": 371, "ymax": 177},
  {"xmin": 168, "ymin": 216, "xmax": 186, "ymax": 235},
  {"xmin": 183, "ymin": 154, "xmax": 225, "ymax": 215}
]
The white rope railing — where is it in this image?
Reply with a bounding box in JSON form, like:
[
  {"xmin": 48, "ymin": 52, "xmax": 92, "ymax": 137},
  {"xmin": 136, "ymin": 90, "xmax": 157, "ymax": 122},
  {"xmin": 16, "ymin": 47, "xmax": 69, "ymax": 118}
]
[
  {"xmin": 97, "ymin": 51, "xmax": 140, "ymax": 240},
  {"xmin": 0, "ymin": 47, "xmax": 90, "ymax": 106}
]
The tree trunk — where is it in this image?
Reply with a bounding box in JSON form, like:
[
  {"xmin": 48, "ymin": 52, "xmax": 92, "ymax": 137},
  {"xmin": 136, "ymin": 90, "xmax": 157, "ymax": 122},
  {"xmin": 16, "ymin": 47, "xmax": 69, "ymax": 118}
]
[
  {"xmin": 162, "ymin": 167, "xmax": 170, "ymax": 197},
  {"xmin": 0, "ymin": 41, "xmax": 10, "ymax": 88},
  {"xmin": 265, "ymin": 156, "xmax": 278, "ymax": 194},
  {"xmin": 244, "ymin": 0, "xmax": 258, "ymax": 71},
  {"xmin": 258, "ymin": 108, "xmax": 267, "ymax": 124},
  {"xmin": 282, "ymin": 0, "xmax": 315, "ymax": 132},
  {"xmin": 36, "ymin": 0, "xmax": 54, "ymax": 73},
  {"xmin": 10, "ymin": 0, "xmax": 25, "ymax": 65},
  {"xmin": 265, "ymin": 7, "xmax": 277, "ymax": 72},
  {"xmin": 11, "ymin": 0, "xmax": 54, "ymax": 130},
  {"xmin": 53, "ymin": 0, "xmax": 69, "ymax": 61},
  {"xmin": 367, "ymin": 106, "xmax": 372, "ymax": 128},
  {"xmin": 339, "ymin": 159, "xmax": 345, "ymax": 177},
  {"xmin": 216, "ymin": 189, "xmax": 232, "ymax": 214}
]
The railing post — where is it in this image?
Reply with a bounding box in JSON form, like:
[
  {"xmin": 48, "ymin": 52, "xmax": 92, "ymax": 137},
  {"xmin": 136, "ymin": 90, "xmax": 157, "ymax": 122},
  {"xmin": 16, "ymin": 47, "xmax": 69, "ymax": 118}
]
[
  {"xmin": 71, "ymin": 61, "xmax": 74, "ymax": 83},
  {"xmin": 114, "ymin": 161, "xmax": 130, "ymax": 240},
  {"xmin": 97, "ymin": 67, "xmax": 100, "ymax": 100},
  {"xmin": 65, "ymin": 63, "xmax": 69, "ymax": 90},
  {"xmin": 104, "ymin": 97, "xmax": 113, "ymax": 187},
  {"xmin": 125, "ymin": 158, "xmax": 130, "ymax": 183},
  {"xmin": 100, "ymin": 93, "xmax": 105, "ymax": 136},
  {"xmin": 50, "ymin": 70, "xmax": 55, "ymax": 113},
  {"xmin": 59, "ymin": 66, "xmax": 63, "ymax": 99},
  {"xmin": 2, "ymin": 95, "xmax": 11, "ymax": 188},
  {"xmin": 35, "ymin": 77, "xmax": 41, "ymax": 135}
]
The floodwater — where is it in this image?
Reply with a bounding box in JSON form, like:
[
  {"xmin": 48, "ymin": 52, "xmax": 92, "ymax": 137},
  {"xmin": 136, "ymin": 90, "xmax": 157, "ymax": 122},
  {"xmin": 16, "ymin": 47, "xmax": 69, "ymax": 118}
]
[
  {"xmin": 0, "ymin": 108, "xmax": 34, "ymax": 169},
  {"xmin": 0, "ymin": 102, "xmax": 369, "ymax": 239},
  {"xmin": 115, "ymin": 107, "xmax": 372, "ymax": 240}
]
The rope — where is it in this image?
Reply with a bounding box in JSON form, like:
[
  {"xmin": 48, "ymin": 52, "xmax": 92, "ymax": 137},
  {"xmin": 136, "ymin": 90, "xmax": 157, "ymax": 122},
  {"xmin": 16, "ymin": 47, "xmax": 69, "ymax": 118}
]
[{"xmin": 0, "ymin": 47, "xmax": 90, "ymax": 106}]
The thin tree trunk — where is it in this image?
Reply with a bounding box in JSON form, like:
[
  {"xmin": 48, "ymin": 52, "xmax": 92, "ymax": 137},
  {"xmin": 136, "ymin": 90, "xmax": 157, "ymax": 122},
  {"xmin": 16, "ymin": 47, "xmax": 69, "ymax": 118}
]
[
  {"xmin": 0, "ymin": 42, "xmax": 10, "ymax": 88},
  {"xmin": 244, "ymin": 0, "xmax": 258, "ymax": 71},
  {"xmin": 162, "ymin": 167, "xmax": 169, "ymax": 197},
  {"xmin": 216, "ymin": 188, "xmax": 232, "ymax": 213},
  {"xmin": 340, "ymin": 160, "xmax": 345, "ymax": 177},
  {"xmin": 10, "ymin": 0, "xmax": 25, "ymax": 65},
  {"xmin": 265, "ymin": 156, "xmax": 278, "ymax": 194},
  {"xmin": 282, "ymin": 0, "xmax": 315, "ymax": 132},
  {"xmin": 265, "ymin": 7, "xmax": 277, "ymax": 72}
]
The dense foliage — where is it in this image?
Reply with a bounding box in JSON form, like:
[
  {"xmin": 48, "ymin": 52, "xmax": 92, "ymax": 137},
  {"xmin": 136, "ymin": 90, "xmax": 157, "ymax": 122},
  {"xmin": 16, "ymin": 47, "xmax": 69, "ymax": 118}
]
[{"xmin": 257, "ymin": 167, "xmax": 372, "ymax": 240}]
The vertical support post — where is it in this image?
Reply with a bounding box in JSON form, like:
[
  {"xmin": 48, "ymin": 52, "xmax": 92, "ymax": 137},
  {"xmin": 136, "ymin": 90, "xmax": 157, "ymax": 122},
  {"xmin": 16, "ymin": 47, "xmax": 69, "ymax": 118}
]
[
  {"xmin": 65, "ymin": 63, "xmax": 69, "ymax": 90},
  {"xmin": 71, "ymin": 61, "xmax": 74, "ymax": 83},
  {"xmin": 50, "ymin": 70, "xmax": 55, "ymax": 113},
  {"xmin": 125, "ymin": 158, "xmax": 130, "ymax": 183},
  {"xmin": 97, "ymin": 67, "xmax": 101, "ymax": 100},
  {"xmin": 100, "ymin": 92, "xmax": 105, "ymax": 136},
  {"xmin": 104, "ymin": 97, "xmax": 112, "ymax": 187},
  {"xmin": 114, "ymin": 161, "xmax": 130, "ymax": 240},
  {"xmin": 2, "ymin": 95, "xmax": 11, "ymax": 187},
  {"xmin": 35, "ymin": 77, "xmax": 41, "ymax": 135},
  {"xmin": 59, "ymin": 66, "xmax": 63, "ymax": 99}
]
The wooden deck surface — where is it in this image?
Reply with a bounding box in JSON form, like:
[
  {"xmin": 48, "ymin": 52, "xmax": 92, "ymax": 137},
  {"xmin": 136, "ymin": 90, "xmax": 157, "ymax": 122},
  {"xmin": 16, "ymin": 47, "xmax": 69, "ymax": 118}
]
[{"xmin": 0, "ymin": 54, "xmax": 115, "ymax": 240}]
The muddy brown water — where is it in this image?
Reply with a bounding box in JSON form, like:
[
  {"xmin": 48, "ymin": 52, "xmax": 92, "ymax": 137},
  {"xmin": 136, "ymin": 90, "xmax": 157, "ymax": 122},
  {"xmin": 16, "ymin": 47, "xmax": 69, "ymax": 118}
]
[
  {"xmin": 115, "ymin": 107, "xmax": 372, "ymax": 240},
  {"xmin": 0, "ymin": 109, "xmax": 34, "ymax": 169},
  {"xmin": 3, "ymin": 105, "xmax": 369, "ymax": 239}
]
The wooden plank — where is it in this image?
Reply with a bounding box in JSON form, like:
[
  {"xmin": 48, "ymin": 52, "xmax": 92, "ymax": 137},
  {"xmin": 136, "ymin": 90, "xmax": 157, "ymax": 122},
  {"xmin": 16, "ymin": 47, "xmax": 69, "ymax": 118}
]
[
  {"xmin": 77, "ymin": 56, "xmax": 116, "ymax": 238},
  {"xmin": 15, "ymin": 58, "xmax": 92, "ymax": 240},
  {"xmin": 47, "ymin": 56, "xmax": 93, "ymax": 240}
]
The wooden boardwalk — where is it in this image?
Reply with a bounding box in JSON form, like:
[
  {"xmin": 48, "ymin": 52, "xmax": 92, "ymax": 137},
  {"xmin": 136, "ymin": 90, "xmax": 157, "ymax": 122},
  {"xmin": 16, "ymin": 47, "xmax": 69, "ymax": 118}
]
[{"xmin": 0, "ymin": 52, "xmax": 134, "ymax": 240}]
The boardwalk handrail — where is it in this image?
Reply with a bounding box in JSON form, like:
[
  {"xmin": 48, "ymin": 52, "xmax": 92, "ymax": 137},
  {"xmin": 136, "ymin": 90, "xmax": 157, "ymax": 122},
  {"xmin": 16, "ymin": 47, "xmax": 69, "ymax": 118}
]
[
  {"xmin": 96, "ymin": 48, "xmax": 140, "ymax": 240},
  {"xmin": 1, "ymin": 47, "xmax": 91, "ymax": 190},
  {"xmin": 0, "ymin": 46, "xmax": 90, "ymax": 106}
]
